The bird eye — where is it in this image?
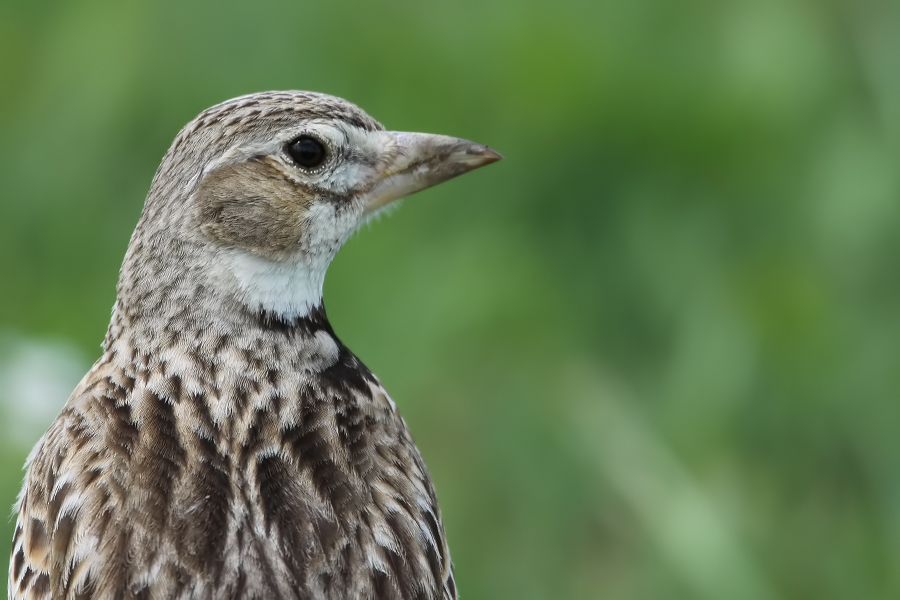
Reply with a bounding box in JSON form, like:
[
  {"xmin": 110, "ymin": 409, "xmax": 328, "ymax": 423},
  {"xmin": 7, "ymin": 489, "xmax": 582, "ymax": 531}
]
[{"xmin": 287, "ymin": 136, "xmax": 327, "ymax": 169}]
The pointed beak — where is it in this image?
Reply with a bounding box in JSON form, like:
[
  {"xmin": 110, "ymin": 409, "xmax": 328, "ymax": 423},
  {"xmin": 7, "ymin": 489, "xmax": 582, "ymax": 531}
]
[{"xmin": 363, "ymin": 131, "xmax": 503, "ymax": 214}]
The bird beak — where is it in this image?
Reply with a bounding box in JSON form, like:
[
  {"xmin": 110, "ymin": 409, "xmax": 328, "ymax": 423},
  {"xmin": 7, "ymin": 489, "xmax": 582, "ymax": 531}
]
[{"xmin": 363, "ymin": 131, "xmax": 503, "ymax": 214}]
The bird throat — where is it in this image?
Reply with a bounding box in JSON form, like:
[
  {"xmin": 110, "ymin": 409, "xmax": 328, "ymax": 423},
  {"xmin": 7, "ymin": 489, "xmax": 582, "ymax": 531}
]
[{"xmin": 224, "ymin": 248, "xmax": 329, "ymax": 321}]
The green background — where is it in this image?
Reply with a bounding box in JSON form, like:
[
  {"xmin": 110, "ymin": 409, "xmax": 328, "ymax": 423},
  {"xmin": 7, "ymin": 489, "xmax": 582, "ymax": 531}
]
[{"xmin": 2, "ymin": 0, "xmax": 899, "ymax": 598}]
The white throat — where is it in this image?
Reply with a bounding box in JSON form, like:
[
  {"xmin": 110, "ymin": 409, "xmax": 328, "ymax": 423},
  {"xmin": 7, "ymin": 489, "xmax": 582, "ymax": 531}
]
[
  {"xmin": 220, "ymin": 202, "xmax": 363, "ymax": 320},
  {"xmin": 224, "ymin": 250, "xmax": 327, "ymax": 320}
]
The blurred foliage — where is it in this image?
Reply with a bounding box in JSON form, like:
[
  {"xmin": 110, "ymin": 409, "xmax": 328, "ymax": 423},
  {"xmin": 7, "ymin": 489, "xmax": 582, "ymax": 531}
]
[{"xmin": 1, "ymin": 0, "xmax": 900, "ymax": 598}]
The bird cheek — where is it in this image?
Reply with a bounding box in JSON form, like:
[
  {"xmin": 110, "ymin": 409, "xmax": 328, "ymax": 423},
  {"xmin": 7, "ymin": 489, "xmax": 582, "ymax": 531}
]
[{"xmin": 193, "ymin": 159, "xmax": 314, "ymax": 257}]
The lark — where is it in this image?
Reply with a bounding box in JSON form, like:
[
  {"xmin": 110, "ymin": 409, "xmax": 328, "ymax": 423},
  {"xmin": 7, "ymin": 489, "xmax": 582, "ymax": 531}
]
[{"xmin": 7, "ymin": 91, "xmax": 501, "ymax": 600}]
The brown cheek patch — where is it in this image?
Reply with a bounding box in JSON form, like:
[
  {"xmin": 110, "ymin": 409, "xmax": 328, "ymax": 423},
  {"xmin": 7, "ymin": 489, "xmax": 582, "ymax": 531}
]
[{"xmin": 194, "ymin": 158, "xmax": 313, "ymax": 257}]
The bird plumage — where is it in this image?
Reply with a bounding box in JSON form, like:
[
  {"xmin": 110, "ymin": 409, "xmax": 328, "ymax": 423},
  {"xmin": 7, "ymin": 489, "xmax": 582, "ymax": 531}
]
[{"xmin": 8, "ymin": 91, "xmax": 498, "ymax": 599}]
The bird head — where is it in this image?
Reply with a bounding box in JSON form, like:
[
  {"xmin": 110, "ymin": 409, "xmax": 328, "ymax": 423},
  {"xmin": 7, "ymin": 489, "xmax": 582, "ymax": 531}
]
[{"xmin": 127, "ymin": 91, "xmax": 501, "ymax": 323}]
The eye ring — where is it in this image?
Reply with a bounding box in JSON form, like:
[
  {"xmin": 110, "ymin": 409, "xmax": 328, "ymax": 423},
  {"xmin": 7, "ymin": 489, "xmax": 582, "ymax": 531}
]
[{"xmin": 286, "ymin": 135, "xmax": 328, "ymax": 170}]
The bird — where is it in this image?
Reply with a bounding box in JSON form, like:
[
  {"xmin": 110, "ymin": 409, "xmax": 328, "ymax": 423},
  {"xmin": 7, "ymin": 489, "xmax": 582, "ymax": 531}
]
[{"xmin": 7, "ymin": 91, "xmax": 501, "ymax": 600}]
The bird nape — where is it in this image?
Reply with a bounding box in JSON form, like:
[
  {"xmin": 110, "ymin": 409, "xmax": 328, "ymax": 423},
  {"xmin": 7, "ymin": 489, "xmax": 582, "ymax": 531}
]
[{"xmin": 7, "ymin": 91, "xmax": 501, "ymax": 600}]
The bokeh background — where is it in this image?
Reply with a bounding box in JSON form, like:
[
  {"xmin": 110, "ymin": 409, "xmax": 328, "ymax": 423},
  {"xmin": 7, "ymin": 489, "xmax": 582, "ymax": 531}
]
[{"xmin": 2, "ymin": 0, "xmax": 899, "ymax": 598}]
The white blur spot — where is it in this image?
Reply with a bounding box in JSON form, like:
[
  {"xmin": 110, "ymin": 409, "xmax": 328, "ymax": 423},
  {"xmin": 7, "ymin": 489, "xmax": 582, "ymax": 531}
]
[{"xmin": 0, "ymin": 334, "xmax": 90, "ymax": 449}]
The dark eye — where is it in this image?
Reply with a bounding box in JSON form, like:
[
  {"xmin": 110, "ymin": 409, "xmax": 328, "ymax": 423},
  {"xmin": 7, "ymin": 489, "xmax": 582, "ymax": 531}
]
[{"xmin": 287, "ymin": 136, "xmax": 327, "ymax": 169}]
